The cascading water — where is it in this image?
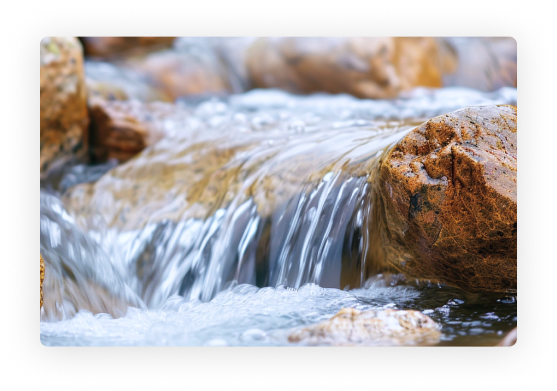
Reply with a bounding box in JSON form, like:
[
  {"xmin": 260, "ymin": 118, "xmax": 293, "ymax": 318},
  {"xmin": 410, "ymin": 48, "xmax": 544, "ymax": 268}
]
[{"xmin": 40, "ymin": 87, "xmax": 517, "ymax": 346}]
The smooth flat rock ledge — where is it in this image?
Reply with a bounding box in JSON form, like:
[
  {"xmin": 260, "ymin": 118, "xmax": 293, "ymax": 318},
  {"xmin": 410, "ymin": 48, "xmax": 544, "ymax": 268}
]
[{"xmin": 288, "ymin": 307, "xmax": 441, "ymax": 346}]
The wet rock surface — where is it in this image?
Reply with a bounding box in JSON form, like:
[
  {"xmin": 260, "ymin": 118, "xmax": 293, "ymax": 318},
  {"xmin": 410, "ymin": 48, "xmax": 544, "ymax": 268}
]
[
  {"xmin": 375, "ymin": 105, "xmax": 517, "ymax": 293},
  {"xmin": 40, "ymin": 255, "xmax": 45, "ymax": 308},
  {"xmin": 288, "ymin": 307, "xmax": 441, "ymax": 346},
  {"xmin": 89, "ymin": 99, "xmax": 192, "ymax": 162},
  {"xmin": 246, "ymin": 37, "xmax": 444, "ymax": 99},
  {"xmin": 40, "ymin": 37, "xmax": 89, "ymax": 177}
]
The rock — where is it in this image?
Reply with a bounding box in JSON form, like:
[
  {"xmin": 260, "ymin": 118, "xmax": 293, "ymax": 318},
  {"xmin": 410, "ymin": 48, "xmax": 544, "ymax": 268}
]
[
  {"xmin": 374, "ymin": 105, "xmax": 517, "ymax": 293},
  {"xmin": 288, "ymin": 307, "xmax": 440, "ymax": 346},
  {"xmin": 40, "ymin": 254, "xmax": 45, "ymax": 308},
  {"xmin": 245, "ymin": 37, "xmax": 444, "ymax": 99},
  {"xmin": 441, "ymin": 38, "xmax": 517, "ymax": 92},
  {"xmin": 497, "ymin": 327, "xmax": 517, "ymax": 346},
  {"xmin": 80, "ymin": 37, "xmax": 175, "ymax": 59},
  {"xmin": 121, "ymin": 38, "xmax": 232, "ymax": 101},
  {"xmin": 89, "ymin": 99, "xmax": 191, "ymax": 162},
  {"xmin": 84, "ymin": 60, "xmax": 171, "ymax": 103},
  {"xmin": 40, "ymin": 37, "xmax": 89, "ymax": 177}
]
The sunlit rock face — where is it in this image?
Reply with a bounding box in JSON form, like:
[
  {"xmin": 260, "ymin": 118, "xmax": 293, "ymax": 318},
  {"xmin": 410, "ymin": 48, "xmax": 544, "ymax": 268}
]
[
  {"xmin": 375, "ymin": 105, "xmax": 517, "ymax": 293},
  {"xmin": 288, "ymin": 307, "xmax": 441, "ymax": 346},
  {"xmin": 246, "ymin": 37, "xmax": 444, "ymax": 99},
  {"xmin": 40, "ymin": 37, "xmax": 89, "ymax": 177},
  {"xmin": 80, "ymin": 37, "xmax": 176, "ymax": 59}
]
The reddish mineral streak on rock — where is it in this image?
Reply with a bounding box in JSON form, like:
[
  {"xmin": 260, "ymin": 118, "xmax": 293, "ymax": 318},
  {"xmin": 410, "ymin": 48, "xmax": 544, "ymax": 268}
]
[
  {"xmin": 373, "ymin": 105, "xmax": 517, "ymax": 293},
  {"xmin": 40, "ymin": 255, "xmax": 45, "ymax": 308}
]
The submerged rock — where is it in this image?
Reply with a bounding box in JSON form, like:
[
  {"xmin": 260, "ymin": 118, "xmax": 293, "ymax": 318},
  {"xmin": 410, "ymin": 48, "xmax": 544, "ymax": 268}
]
[
  {"xmin": 288, "ymin": 307, "xmax": 440, "ymax": 346},
  {"xmin": 374, "ymin": 105, "xmax": 517, "ymax": 293},
  {"xmin": 40, "ymin": 254, "xmax": 45, "ymax": 308},
  {"xmin": 40, "ymin": 37, "xmax": 89, "ymax": 177},
  {"xmin": 246, "ymin": 37, "xmax": 444, "ymax": 99}
]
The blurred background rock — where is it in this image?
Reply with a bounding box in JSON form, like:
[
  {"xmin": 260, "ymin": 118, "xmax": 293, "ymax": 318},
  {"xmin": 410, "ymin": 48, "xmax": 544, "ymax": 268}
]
[{"xmin": 41, "ymin": 36, "xmax": 517, "ymax": 172}]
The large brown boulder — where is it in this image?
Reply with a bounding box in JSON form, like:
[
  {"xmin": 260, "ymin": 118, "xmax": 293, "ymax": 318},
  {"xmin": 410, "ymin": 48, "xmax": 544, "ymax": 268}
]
[
  {"xmin": 373, "ymin": 105, "xmax": 517, "ymax": 293},
  {"xmin": 40, "ymin": 254, "xmax": 45, "ymax": 308},
  {"xmin": 288, "ymin": 307, "xmax": 440, "ymax": 346},
  {"xmin": 80, "ymin": 37, "xmax": 175, "ymax": 59},
  {"xmin": 40, "ymin": 37, "xmax": 89, "ymax": 176},
  {"xmin": 246, "ymin": 37, "xmax": 444, "ymax": 99}
]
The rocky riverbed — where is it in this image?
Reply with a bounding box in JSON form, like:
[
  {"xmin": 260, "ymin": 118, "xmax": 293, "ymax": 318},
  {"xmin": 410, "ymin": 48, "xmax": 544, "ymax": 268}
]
[{"xmin": 40, "ymin": 37, "xmax": 517, "ymax": 346}]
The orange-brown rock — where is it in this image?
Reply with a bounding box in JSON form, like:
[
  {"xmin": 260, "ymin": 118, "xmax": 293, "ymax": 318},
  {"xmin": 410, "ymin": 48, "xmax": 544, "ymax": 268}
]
[
  {"xmin": 89, "ymin": 99, "xmax": 190, "ymax": 162},
  {"xmin": 374, "ymin": 105, "xmax": 517, "ymax": 293},
  {"xmin": 122, "ymin": 45, "xmax": 231, "ymax": 101},
  {"xmin": 40, "ymin": 37, "xmax": 89, "ymax": 176},
  {"xmin": 288, "ymin": 307, "xmax": 441, "ymax": 346},
  {"xmin": 80, "ymin": 37, "xmax": 175, "ymax": 59},
  {"xmin": 497, "ymin": 327, "xmax": 517, "ymax": 346},
  {"xmin": 40, "ymin": 254, "xmax": 45, "ymax": 308},
  {"xmin": 246, "ymin": 37, "xmax": 444, "ymax": 99}
]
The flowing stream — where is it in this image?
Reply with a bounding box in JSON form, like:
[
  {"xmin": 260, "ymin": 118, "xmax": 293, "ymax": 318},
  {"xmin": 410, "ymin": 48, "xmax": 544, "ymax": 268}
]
[{"xmin": 40, "ymin": 87, "xmax": 517, "ymax": 346}]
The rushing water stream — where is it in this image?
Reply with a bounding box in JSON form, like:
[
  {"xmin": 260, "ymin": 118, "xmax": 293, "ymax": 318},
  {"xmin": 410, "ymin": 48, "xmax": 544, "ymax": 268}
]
[{"xmin": 40, "ymin": 87, "xmax": 517, "ymax": 346}]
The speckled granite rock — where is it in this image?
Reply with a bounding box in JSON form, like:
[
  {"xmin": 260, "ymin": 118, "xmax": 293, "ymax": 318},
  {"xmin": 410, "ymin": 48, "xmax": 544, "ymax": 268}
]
[
  {"xmin": 40, "ymin": 254, "xmax": 45, "ymax": 308},
  {"xmin": 40, "ymin": 37, "xmax": 89, "ymax": 177},
  {"xmin": 288, "ymin": 307, "xmax": 441, "ymax": 346},
  {"xmin": 374, "ymin": 105, "xmax": 517, "ymax": 293},
  {"xmin": 246, "ymin": 37, "xmax": 444, "ymax": 99}
]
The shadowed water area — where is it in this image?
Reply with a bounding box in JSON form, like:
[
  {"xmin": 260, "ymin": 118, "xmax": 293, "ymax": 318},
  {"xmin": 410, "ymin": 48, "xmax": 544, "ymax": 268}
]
[{"xmin": 40, "ymin": 87, "xmax": 517, "ymax": 346}]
